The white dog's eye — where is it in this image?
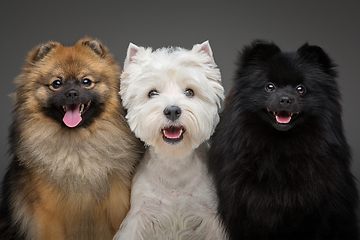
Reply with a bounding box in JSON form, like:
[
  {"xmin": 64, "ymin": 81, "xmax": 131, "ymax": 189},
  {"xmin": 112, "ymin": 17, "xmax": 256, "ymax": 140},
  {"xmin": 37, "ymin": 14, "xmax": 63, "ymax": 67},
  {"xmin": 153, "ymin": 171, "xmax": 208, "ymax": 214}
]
[
  {"xmin": 184, "ymin": 88, "xmax": 194, "ymax": 97},
  {"xmin": 148, "ymin": 89, "xmax": 159, "ymax": 98}
]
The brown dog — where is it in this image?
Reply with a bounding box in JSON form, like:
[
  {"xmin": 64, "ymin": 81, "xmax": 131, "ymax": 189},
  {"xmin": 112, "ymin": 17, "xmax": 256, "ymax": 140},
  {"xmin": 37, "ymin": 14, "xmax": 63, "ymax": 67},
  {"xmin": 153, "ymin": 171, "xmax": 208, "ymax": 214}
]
[{"xmin": 0, "ymin": 37, "xmax": 144, "ymax": 240}]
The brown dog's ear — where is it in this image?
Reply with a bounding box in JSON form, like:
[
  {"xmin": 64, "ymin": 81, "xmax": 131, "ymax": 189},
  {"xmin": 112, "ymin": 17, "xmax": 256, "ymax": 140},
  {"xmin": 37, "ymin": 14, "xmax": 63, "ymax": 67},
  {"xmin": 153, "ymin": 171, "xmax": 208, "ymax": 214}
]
[
  {"xmin": 80, "ymin": 37, "xmax": 107, "ymax": 58},
  {"xmin": 30, "ymin": 41, "xmax": 59, "ymax": 63}
]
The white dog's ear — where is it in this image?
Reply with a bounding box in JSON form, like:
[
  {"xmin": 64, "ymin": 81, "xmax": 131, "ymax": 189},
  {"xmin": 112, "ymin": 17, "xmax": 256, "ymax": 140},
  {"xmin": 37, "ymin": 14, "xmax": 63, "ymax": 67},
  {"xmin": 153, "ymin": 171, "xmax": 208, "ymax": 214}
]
[
  {"xmin": 199, "ymin": 40, "xmax": 213, "ymax": 58},
  {"xmin": 194, "ymin": 40, "xmax": 215, "ymax": 65},
  {"xmin": 124, "ymin": 43, "xmax": 140, "ymax": 68}
]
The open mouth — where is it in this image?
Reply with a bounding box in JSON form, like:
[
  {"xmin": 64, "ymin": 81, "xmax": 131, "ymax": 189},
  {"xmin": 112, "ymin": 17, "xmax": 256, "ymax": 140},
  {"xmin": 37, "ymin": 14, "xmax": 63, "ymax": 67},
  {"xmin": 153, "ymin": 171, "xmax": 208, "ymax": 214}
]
[
  {"xmin": 162, "ymin": 125, "xmax": 185, "ymax": 144},
  {"xmin": 58, "ymin": 101, "xmax": 92, "ymax": 128},
  {"xmin": 266, "ymin": 108, "xmax": 300, "ymax": 124}
]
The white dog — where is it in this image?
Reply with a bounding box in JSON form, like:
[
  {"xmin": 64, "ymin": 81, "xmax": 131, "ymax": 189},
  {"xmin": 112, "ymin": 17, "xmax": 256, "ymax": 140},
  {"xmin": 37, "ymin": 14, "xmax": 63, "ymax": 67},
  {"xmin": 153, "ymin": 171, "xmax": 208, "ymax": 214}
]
[{"xmin": 113, "ymin": 41, "xmax": 226, "ymax": 240}]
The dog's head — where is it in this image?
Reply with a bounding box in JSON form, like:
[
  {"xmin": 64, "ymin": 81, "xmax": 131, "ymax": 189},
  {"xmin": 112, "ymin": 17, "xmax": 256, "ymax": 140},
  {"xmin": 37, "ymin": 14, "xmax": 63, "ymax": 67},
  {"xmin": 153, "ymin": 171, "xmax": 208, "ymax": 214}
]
[
  {"xmin": 15, "ymin": 37, "xmax": 120, "ymax": 129},
  {"xmin": 232, "ymin": 40, "xmax": 339, "ymax": 132},
  {"xmin": 120, "ymin": 41, "xmax": 224, "ymax": 158}
]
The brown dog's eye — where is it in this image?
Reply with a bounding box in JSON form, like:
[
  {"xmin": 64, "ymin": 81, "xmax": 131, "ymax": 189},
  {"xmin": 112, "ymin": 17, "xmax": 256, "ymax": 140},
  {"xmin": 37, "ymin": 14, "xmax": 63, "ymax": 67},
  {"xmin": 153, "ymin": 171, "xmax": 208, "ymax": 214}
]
[
  {"xmin": 265, "ymin": 83, "xmax": 275, "ymax": 92},
  {"xmin": 50, "ymin": 79, "xmax": 62, "ymax": 90},
  {"xmin": 82, "ymin": 78, "xmax": 92, "ymax": 87},
  {"xmin": 296, "ymin": 85, "xmax": 306, "ymax": 94}
]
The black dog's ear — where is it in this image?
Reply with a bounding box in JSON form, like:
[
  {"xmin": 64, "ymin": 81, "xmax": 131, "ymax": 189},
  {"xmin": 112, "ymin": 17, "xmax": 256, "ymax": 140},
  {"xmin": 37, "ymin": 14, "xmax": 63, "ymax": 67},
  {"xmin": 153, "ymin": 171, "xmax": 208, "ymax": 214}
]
[
  {"xmin": 239, "ymin": 40, "xmax": 281, "ymax": 68},
  {"xmin": 80, "ymin": 37, "xmax": 107, "ymax": 58},
  {"xmin": 29, "ymin": 41, "xmax": 59, "ymax": 63},
  {"xmin": 297, "ymin": 43, "xmax": 337, "ymax": 77}
]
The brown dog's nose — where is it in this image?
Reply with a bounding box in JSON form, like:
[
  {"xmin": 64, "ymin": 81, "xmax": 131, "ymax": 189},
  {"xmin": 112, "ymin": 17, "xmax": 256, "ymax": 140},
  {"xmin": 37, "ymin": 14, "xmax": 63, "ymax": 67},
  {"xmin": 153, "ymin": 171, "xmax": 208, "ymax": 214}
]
[{"xmin": 65, "ymin": 89, "xmax": 79, "ymax": 100}]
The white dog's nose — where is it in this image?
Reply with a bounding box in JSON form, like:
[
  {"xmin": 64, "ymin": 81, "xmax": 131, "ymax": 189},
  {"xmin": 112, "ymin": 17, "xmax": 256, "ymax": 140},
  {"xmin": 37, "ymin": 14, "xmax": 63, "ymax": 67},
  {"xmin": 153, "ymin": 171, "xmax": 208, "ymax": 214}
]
[{"xmin": 164, "ymin": 105, "xmax": 181, "ymax": 121}]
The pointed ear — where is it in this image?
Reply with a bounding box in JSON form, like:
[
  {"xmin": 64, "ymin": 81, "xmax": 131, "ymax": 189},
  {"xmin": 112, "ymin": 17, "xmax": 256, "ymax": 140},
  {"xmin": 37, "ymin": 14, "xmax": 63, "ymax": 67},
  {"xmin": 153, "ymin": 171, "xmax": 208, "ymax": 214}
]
[
  {"xmin": 80, "ymin": 37, "xmax": 107, "ymax": 57},
  {"xmin": 124, "ymin": 43, "xmax": 140, "ymax": 67},
  {"xmin": 29, "ymin": 41, "xmax": 59, "ymax": 63},
  {"xmin": 194, "ymin": 40, "xmax": 215, "ymax": 64},
  {"xmin": 199, "ymin": 40, "xmax": 213, "ymax": 58},
  {"xmin": 297, "ymin": 43, "xmax": 337, "ymax": 77},
  {"xmin": 239, "ymin": 39, "xmax": 281, "ymax": 68}
]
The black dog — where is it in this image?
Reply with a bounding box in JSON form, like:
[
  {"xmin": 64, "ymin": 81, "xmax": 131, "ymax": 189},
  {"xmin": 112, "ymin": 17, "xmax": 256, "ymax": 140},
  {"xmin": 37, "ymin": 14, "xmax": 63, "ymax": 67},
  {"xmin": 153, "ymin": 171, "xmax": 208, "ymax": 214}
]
[{"xmin": 207, "ymin": 40, "xmax": 359, "ymax": 239}]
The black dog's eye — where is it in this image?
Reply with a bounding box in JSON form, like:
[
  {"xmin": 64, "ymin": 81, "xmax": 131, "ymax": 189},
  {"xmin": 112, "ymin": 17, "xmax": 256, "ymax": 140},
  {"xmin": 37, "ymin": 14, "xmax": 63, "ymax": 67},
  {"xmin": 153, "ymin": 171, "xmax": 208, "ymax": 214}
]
[
  {"xmin": 184, "ymin": 88, "xmax": 194, "ymax": 97},
  {"xmin": 82, "ymin": 78, "xmax": 93, "ymax": 87},
  {"xmin": 296, "ymin": 85, "xmax": 306, "ymax": 94},
  {"xmin": 148, "ymin": 89, "xmax": 159, "ymax": 98},
  {"xmin": 265, "ymin": 83, "xmax": 276, "ymax": 92},
  {"xmin": 50, "ymin": 79, "xmax": 62, "ymax": 89}
]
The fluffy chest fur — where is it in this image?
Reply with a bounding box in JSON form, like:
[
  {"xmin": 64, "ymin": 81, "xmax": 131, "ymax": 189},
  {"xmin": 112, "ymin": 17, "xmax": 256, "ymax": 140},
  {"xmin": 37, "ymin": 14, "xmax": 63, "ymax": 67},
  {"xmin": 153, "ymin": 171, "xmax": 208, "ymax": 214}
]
[
  {"xmin": 16, "ymin": 117, "xmax": 135, "ymax": 193},
  {"xmin": 133, "ymin": 146, "xmax": 216, "ymax": 209},
  {"xmin": 115, "ymin": 145, "xmax": 224, "ymax": 240}
]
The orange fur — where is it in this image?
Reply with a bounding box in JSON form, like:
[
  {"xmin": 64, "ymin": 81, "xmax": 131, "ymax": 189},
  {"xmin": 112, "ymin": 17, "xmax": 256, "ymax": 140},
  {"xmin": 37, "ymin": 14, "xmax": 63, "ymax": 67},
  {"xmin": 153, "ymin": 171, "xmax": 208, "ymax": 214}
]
[{"xmin": 28, "ymin": 174, "xmax": 130, "ymax": 239}]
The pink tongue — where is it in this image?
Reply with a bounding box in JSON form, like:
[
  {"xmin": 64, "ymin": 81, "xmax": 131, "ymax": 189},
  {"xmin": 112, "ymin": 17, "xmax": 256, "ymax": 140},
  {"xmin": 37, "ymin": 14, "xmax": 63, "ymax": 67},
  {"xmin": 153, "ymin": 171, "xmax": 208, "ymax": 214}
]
[
  {"xmin": 63, "ymin": 104, "xmax": 82, "ymax": 128},
  {"xmin": 276, "ymin": 111, "xmax": 291, "ymax": 124},
  {"xmin": 164, "ymin": 127, "xmax": 182, "ymax": 139}
]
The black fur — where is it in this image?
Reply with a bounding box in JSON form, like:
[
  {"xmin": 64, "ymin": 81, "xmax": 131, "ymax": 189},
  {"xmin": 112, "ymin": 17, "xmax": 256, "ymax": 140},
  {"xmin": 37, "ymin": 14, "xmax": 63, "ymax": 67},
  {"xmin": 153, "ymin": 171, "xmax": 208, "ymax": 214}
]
[
  {"xmin": 207, "ymin": 40, "xmax": 359, "ymax": 239},
  {"xmin": 0, "ymin": 160, "xmax": 27, "ymax": 240}
]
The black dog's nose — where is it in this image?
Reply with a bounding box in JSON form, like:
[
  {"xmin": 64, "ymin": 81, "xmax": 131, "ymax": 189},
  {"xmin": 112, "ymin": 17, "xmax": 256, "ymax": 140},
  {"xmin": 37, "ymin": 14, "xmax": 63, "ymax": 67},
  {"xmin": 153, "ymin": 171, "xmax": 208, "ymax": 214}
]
[
  {"xmin": 164, "ymin": 105, "xmax": 181, "ymax": 121},
  {"xmin": 65, "ymin": 89, "xmax": 79, "ymax": 100},
  {"xmin": 279, "ymin": 96, "xmax": 292, "ymax": 107}
]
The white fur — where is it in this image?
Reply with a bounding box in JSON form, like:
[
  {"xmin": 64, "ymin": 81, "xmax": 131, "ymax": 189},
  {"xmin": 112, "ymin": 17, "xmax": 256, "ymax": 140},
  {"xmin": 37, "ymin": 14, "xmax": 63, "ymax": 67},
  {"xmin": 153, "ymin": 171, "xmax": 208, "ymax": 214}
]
[{"xmin": 114, "ymin": 42, "xmax": 226, "ymax": 240}]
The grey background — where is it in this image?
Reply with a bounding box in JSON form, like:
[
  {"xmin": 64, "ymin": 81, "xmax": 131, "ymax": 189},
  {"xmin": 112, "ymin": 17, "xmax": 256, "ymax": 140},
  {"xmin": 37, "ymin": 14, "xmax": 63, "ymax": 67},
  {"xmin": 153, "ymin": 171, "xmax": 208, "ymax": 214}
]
[{"xmin": 1, "ymin": 0, "xmax": 359, "ymax": 225}]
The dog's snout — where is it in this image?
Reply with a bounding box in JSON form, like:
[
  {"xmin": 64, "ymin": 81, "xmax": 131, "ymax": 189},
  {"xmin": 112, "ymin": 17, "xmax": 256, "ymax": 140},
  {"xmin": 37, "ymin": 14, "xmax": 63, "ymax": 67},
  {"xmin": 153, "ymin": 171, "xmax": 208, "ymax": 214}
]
[
  {"xmin": 279, "ymin": 96, "xmax": 292, "ymax": 107},
  {"xmin": 164, "ymin": 105, "xmax": 181, "ymax": 121},
  {"xmin": 65, "ymin": 89, "xmax": 79, "ymax": 100}
]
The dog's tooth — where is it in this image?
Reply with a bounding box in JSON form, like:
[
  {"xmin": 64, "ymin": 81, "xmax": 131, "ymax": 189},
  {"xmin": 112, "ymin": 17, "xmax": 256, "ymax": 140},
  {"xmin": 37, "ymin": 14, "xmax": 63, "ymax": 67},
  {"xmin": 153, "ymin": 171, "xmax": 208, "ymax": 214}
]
[
  {"xmin": 63, "ymin": 106, "xmax": 66, "ymax": 112},
  {"xmin": 80, "ymin": 104, "xmax": 84, "ymax": 114}
]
